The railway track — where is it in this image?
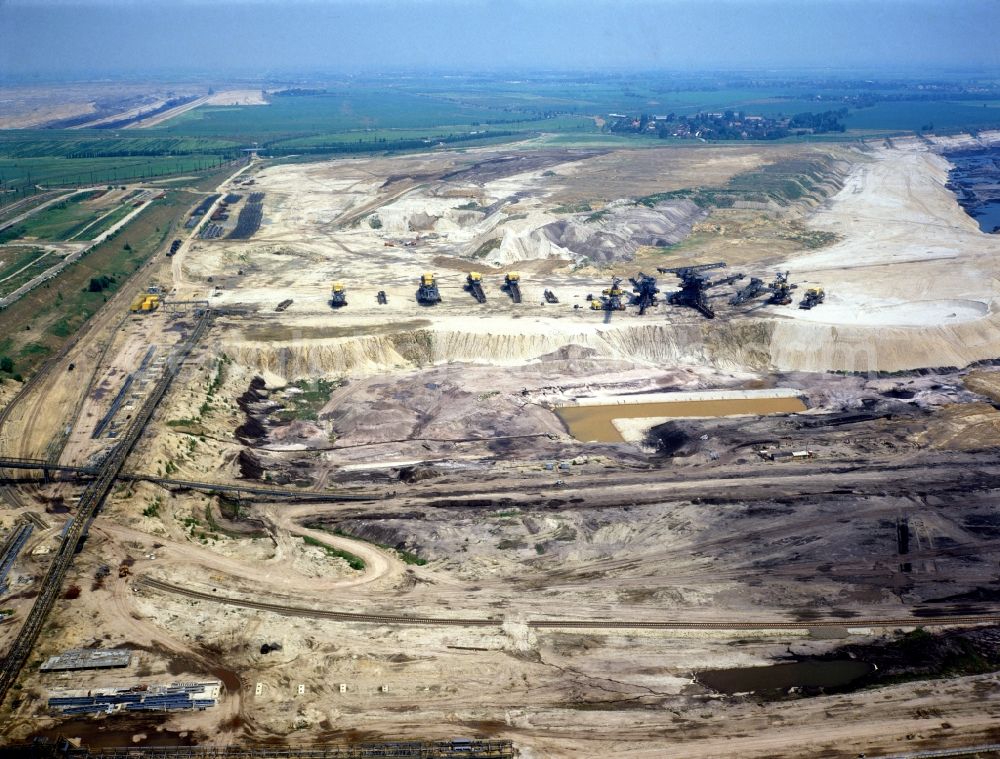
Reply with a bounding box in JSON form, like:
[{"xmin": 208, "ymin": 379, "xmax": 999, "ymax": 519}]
[
  {"xmin": 46, "ymin": 314, "xmax": 129, "ymax": 462},
  {"xmin": 0, "ymin": 310, "xmax": 211, "ymax": 706},
  {"xmin": 136, "ymin": 576, "xmax": 1000, "ymax": 632},
  {"xmin": 0, "ymin": 250, "xmax": 156, "ymax": 508},
  {"xmin": 1, "ymin": 738, "xmax": 517, "ymax": 759},
  {"xmin": 876, "ymin": 744, "xmax": 1000, "ymax": 759},
  {"xmin": 0, "ymin": 458, "xmax": 384, "ymax": 501},
  {"xmin": 1, "ymin": 449, "xmax": 982, "ymax": 515}
]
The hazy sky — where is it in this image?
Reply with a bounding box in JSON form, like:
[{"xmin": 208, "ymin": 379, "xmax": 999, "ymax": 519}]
[{"xmin": 2, "ymin": 0, "xmax": 1000, "ymax": 79}]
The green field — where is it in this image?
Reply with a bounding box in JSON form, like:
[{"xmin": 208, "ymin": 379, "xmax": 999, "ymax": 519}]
[
  {"xmin": 843, "ymin": 100, "xmax": 1000, "ymax": 131},
  {"xmin": 78, "ymin": 201, "xmax": 138, "ymax": 240},
  {"xmin": 0, "ymin": 247, "xmax": 54, "ymax": 298},
  {"xmin": 0, "ymin": 188, "xmax": 195, "ymax": 377},
  {"xmin": 0, "ymin": 191, "xmax": 98, "ymax": 241},
  {"xmin": 3, "ymin": 74, "xmax": 1000, "ymax": 216},
  {"xmin": 0, "ymin": 154, "xmax": 233, "ymax": 194},
  {"xmin": 159, "ymin": 90, "xmax": 501, "ymax": 135},
  {"xmin": 148, "ymin": 80, "xmax": 1000, "ymax": 151},
  {"xmin": 0, "ymin": 190, "xmax": 143, "ymax": 242}
]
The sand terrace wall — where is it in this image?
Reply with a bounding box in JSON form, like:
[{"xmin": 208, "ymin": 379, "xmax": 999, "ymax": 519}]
[{"xmin": 221, "ymin": 310, "xmax": 1000, "ymax": 380}]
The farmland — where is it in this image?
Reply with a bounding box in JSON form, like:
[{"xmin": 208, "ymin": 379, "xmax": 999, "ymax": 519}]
[
  {"xmin": 0, "ymin": 154, "xmax": 234, "ymax": 205},
  {"xmin": 0, "ymin": 188, "xmax": 194, "ymax": 375},
  {"xmin": 4, "ymin": 75, "xmax": 1000, "ymax": 212},
  {"xmin": 0, "ymin": 246, "xmax": 53, "ymax": 298},
  {"xmin": 1, "ymin": 191, "xmax": 105, "ymax": 241}
]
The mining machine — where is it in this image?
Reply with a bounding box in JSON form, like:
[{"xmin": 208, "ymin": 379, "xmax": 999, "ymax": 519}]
[
  {"xmin": 416, "ymin": 272, "xmax": 441, "ymax": 305},
  {"xmin": 798, "ymin": 287, "xmax": 826, "ymax": 309},
  {"xmin": 330, "ymin": 282, "xmax": 347, "ymax": 308},
  {"xmin": 765, "ymin": 271, "xmax": 798, "ymax": 305},
  {"xmin": 657, "ymin": 262, "xmax": 744, "ymax": 319},
  {"xmin": 502, "ymin": 272, "xmax": 522, "ymax": 303},
  {"xmin": 543, "ymin": 289, "xmax": 559, "ymax": 304},
  {"xmin": 376, "ymin": 290, "xmax": 388, "ymax": 305},
  {"xmin": 729, "ymin": 277, "xmax": 766, "ymax": 306},
  {"xmin": 629, "ymin": 272, "xmax": 660, "ymax": 314},
  {"xmin": 465, "ymin": 271, "xmax": 487, "ymax": 303},
  {"xmin": 591, "ymin": 276, "xmax": 628, "ymax": 312}
]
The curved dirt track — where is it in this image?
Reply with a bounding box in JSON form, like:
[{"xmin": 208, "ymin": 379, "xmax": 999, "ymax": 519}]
[
  {"xmin": 98, "ymin": 518, "xmax": 404, "ymax": 594},
  {"xmin": 264, "ymin": 505, "xmax": 407, "ymax": 590}
]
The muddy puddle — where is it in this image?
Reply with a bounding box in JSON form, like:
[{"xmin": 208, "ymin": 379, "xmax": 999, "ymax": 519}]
[
  {"xmin": 556, "ymin": 397, "xmax": 807, "ymax": 442},
  {"xmin": 29, "ymin": 716, "xmax": 199, "ymax": 748},
  {"xmin": 698, "ymin": 659, "xmax": 873, "ymax": 695}
]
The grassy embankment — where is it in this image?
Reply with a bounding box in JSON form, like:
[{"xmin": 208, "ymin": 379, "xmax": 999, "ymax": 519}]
[
  {"xmin": 301, "ymin": 535, "xmax": 366, "ymax": 571},
  {"xmin": 0, "ymin": 163, "xmax": 236, "ymax": 379},
  {"xmin": 0, "ymin": 247, "xmax": 54, "ymax": 298},
  {"xmin": 310, "ymin": 524, "xmax": 427, "ymax": 566}
]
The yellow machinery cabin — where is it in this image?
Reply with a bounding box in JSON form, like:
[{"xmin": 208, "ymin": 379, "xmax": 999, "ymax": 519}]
[
  {"xmin": 131, "ymin": 294, "xmax": 160, "ymax": 313},
  {"xmin": 421, "ymin": 272, "xmax": 435, "ymax": 286}
]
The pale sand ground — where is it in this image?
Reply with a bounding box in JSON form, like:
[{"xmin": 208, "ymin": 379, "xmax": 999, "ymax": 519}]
[
  {"xmin": 184, "ymin": 138, "xmax": 1000, "ymax": 374},
  {"xmin": 7, "ymin": 139, "xmax": 1000, "ymax": 757}
]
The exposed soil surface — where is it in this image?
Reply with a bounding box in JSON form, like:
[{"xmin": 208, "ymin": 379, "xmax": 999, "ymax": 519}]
[{"xmin": 5, "ymin": 136, "xmax": 1000, "ymax": 758}]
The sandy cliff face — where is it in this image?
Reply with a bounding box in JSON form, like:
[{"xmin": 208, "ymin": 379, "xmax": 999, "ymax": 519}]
[
  {"xmin": 222, "ymin": 305, "xmax": 1000, "ymax": 379},
  {"xmin": 222, "ymin": 319, "xmax": 779, "ymax": 379}
]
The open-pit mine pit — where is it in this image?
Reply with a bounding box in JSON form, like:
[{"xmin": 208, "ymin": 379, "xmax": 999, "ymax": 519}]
[{"xmin": 4, "ymin": 134, "xmax": 1000, "ymax": 758}]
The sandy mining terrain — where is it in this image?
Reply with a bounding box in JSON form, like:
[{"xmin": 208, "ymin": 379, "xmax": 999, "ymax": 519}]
[
  {"xmin": 0, "ymin": 83, "xmax": 205, "ymax": 129},
  {"xmin": 4, "ymin": 137, "xmax": 1000, "ymax": 758},
  {"xmin": 0, "ymin": 83, "xmax": 266, "ymax": 129}
]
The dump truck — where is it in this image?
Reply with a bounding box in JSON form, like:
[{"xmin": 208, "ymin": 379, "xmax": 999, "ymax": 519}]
[
  {"xmin": 465, "ymin": 272, "xmax": 486, "ymax": 303},
  {"xmin": 330, "ymin": 282, "xmax": 347, "ymax": 308},
  {"xmin": 502, "ymin": 272, "xmax": 522, "ymax": 303},
  {"xmin": 416, "ymin": 272, "xmax": 441, "ymax": 304},
  {"xmin": 799, "ymin": 287, "xmax": 825, "ymax": 310}
]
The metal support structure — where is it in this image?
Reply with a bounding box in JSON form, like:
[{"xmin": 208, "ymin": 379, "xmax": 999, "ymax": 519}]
[
  {"xmin": 1, "ymin": 740, "xmax": 516, "ymax": 759},
  {"xmin": 0, "ymin": 459, "xmax": 381, "ymax": 502},
  {"xmin": 0, "ymin": 312, "xmax": 211, "ymax": 705}
]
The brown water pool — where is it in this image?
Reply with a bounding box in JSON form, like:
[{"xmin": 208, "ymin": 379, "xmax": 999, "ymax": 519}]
[{"xmin": 556, "ymin": 397, "xmax": 807, "ymax": 442}]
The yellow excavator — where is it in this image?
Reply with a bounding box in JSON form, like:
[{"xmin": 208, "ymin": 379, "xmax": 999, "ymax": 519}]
[
  {"xmin": 502, "ymin": 272, "xmax": 522, "ymax": 303},
  {"xmin": 330, "ymin": 281, "xmax": 347, "ymax": 308},
  {"xmin": 417, "ymin": 272, "xmax": 441, "ymax": 304},
  {"xmin": 465, "ymin": 272, "xmax": 486, "ymax": 303}
]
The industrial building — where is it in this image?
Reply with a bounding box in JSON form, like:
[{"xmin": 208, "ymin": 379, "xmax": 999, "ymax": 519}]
[{"xmin": 40, "ymin": 648, "xmax": 132, "ymax": 672}]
